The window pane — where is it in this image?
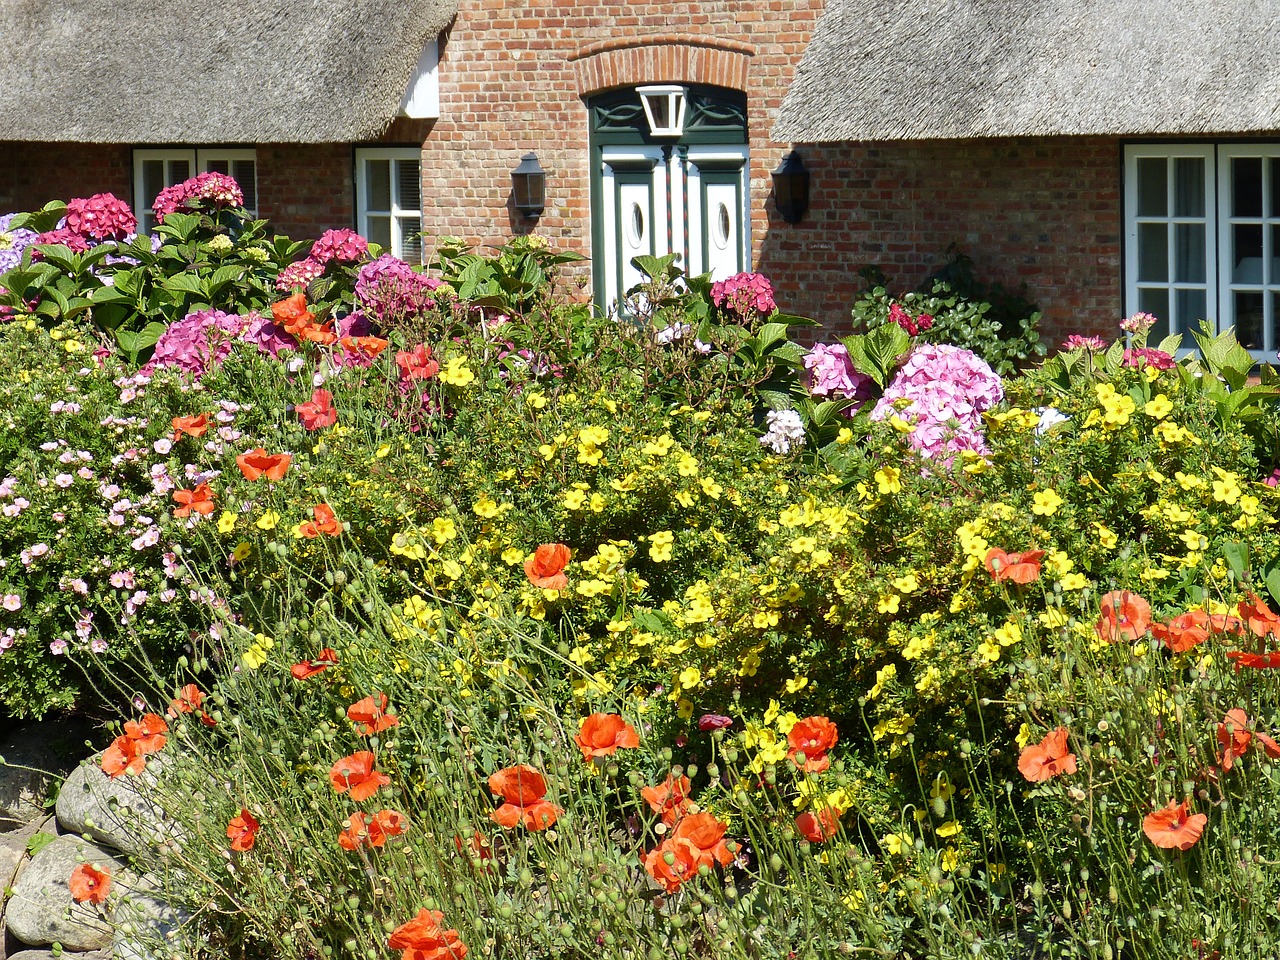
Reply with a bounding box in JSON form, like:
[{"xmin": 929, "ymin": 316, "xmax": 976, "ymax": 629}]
[
  {"xmin": 142, "ymin": 160, "xmax": 165, "ymax": 206},
  {"xmin": 366, "ymin": 160, "xmax": 391, "ymax": 211},
  {"xmin": 1136, "ymin": 158, "xmax": 1167, "ymax": 217},
  {"xmin": 1271, "ymin": 159, "xmax": 1280, "ymax": 217},
  {"xmin": 171, "ymin": 159, "xmax": 190, "ymax": 182},
  {"xmin": 1138, "ymin": 287, "xmax": 1170, "ymax": 336},
  {"xmin": 1233, "ymin": 223, "xmax": 1264, "ymax": 283},
  {"xmin": 1235, "ymin": 290, "xmax": 1264, "ymax": 349},
  {"xmin": 205, "ymin": 159, "xmax": 229, "ymax": 174},
  {"xmin": 233, "ymin": 160, "xmax": 257, "ymax": 211},
  {"xmin": 398, "ymin": 216, "xmax": 423, "ymax": 263},
  {"xmin": 366, "ymin": 215, "xmax": 392, "ymax": 250},
  {"xmin": 1174, "ymin": 223, "xmax": 1205, "ymax": 283},
  {"xmin": 1175, "ymin": 288, "xmax": 1207, "ymax": 332},
  {"xmin": 1137, "ymin": 222, "xmax": 1168, "ymax": 282},
  {"xmin": 1233, "ymin": 157, "xmax": 1263, "ymax": 217},
  {"xmin": 395, "ymin": 160, "xmax": 421, "ymax": 212},
  {"xmin": 1173, "ymin": 157, "xmax": 1205, "ymax": 217}
]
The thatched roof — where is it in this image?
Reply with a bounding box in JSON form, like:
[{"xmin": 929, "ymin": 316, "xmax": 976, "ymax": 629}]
[
  {"xmin": 0, "ymin": 0, "xmax": 455, "ymax": 144},
  {"xmin": 775, "ymin": 0, "xmax": 1280, "ymax": 142}
]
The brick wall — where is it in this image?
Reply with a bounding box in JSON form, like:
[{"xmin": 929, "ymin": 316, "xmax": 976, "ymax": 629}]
[
  {"xmin": 758, "ymin": 137, "xmax": 1124, "ymax": 343},
  {"xmin": 256, "ymin": 144, "xmax": 355, "ymax": 239},
  {"xmin": 0, "ymin": 144, "xmax": 131, "ymax": 214}
]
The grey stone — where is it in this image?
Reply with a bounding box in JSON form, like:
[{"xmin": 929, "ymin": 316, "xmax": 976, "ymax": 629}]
[
  {"xmin": 7, "ymin": 951, "xmax": 110, "ymax": 960},
  {"xmin": 110, "ymin": 883, "xmax": 191, "ymax": 960},
  {"xmin": 5, "ymin": 836, "xmax": 122, "ymax": 950},
  {"xmin": 1, "ymin": 817, "xmax": 58, "ymax": 901},
  {"xmin": 54, "ymin": 761, "xmax": 174, "ymax": 860},
  {"xmin": 0, "ymin": 719, "xmax": 90, "ymax": 831}
]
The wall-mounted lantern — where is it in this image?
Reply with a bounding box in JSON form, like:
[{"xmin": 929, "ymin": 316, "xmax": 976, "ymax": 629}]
[
  {"xmin": 637, "ymin": 85, "xmax": 688, "ymax": 138},
  {"xmin": 772, "ymin": 151, "xmax": 809, "ymax": 224},
  {"xmin": 511, "ymin": 153, "xmax": 546, "ymax": 219}
]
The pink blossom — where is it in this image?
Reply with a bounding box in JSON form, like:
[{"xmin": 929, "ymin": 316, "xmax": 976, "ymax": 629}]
[
  {"xmin": 153, "ymin": 172, "xmax": 245, "ymax": 222},
  {"xmin": 888, "ymin": 302, "xmax": 934, "ymax": 337},
  {"xmin": 1062, "ymin": 334, "xmax": 1109, "ymax": 351},
  {"xmin": 275, "ymin": 257, "xmax": 326, "ymax": 292},
  {"xmin": 1122, "ymin": 347, "xmax": 1176, "ymax": 370},
  {"xmin": 803, "ymin": 343, "xmax": 873, "ymax": 406},
  {"xmin": 49, "ymin": 639, "xmax": 69, "ymax": 656},
  {"xmin": 711, "ymin": 272, "xmax": 776, "ymax": 319},
  {"xmin": 147, "ymin": 309, "xmax": 251, "ymax": 377},
  {"xmin": 309, "ymin": 229, "xmax": 369, "ymax": 265},
  {"xmin": 1, "ymin": 594, "xmax": 20, "ymax": 611},
  {"xmin": 1120, "ymin": 311, "xmax": 1159, "ymax": 334},
  {"xmin": 241, "ymin": 311, "xmax": 299, "ymax": 358},
  {"xmin": 64, "ymin": 193, "xmax": 137, "ymax": 241}
]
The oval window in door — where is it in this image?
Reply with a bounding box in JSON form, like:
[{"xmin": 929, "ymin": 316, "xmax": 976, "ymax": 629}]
[
  {"xmin": 626, "ymin": 202, "xmax": 645, "ymax": 246},
  {"xmin": 712, "ymin": 201, "xmax": 731, "ymax": 251}
]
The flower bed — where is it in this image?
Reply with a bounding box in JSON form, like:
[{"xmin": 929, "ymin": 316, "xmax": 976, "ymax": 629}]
[{"xmin": 3, "ymin": 183, "xmax": 1280, "ymax": 958}]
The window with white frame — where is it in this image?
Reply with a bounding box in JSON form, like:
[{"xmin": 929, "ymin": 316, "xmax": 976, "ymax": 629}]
[
  {"xmin": 354, "ymin": 148, "xmax": 423, "ymax": 263},
  {"xmin": 133, "ymin": 149, "xmax": 258, "ymax": 233},
  {"xmin": 1126, "ymin": 143, "xmax": 1280, "ymax": 357}
]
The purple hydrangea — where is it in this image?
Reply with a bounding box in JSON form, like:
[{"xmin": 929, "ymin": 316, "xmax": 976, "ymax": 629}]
[
  {"xmin": 147, "ymin": 309, "xmax": 250, "ymax": 376},
  {"xmin": 240, "ymin": 310, "xmax": 299, "ymax": 359},
  {"xmin": 355, "ymin": 253, "xmax": 440, "ymax": 321},
  {"xmin": 0, "ymin": 214, "xmax": 38, "ymax": 273},
  {"xmin": 803, "ymin": 343, "xmax": 873, "ymax": 409},
  {"xmin": 870, "ymin": 343, "xmax": 1004, "ymax": 460}
]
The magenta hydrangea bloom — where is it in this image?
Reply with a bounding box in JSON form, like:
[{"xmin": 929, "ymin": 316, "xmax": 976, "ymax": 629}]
[
  {"xmin": 241, "ymin": 310, "xmax": 298, "ymax": 359},
  {"xmin": 711, "ymin": 272, "xmax": 776, "ymax": 319},
  {"xmin": 1122, "ymin": 347, "xmax": 1176, "ymax": 370},
  {"xmin": 356, "ymin": 253, "xmax": 440, "ymax": 320},
  {"xmin": 888, "ymin": 302, "xmax": 934, "ymax": 337},
  {"xmin": 1062, "ymin": 334, "xmax": 1109, "ymax": 351},
  {"xmin": 147, "ymin": 308, "xmax": 250, "ymax": 376},
  {"xmin": 31, "ymin": 228, "xmax": 91, "ymax": 257},
  {"xmin": 804, "ymin": 342, "xmax": 873, "ymax": 407},
  {"xmin": 310, "ymin": 229, "xmax": 369, "ymax": 265},
  {"xmin": 871, "ymin": 343, "xmax": 1004, "ymax": 460},
  {"xmin": 275, "ymin": 257, "xmax": 326, "ymax": 292},
  {"xmin": 153, "ymin": 172, "xmax": 246, "ymax": 223},
  {"xmin": 64, "ymin": 193, "xmax": 137, "ymax": 242}
]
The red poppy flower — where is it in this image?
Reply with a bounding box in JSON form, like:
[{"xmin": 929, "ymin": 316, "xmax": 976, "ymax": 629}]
[
  {"xmin": 1017, "ymin": 726, "xmax": 1077, "ymax": 782},
  {"xmin": 166, "ymin": 683, "xmax": 216, "ymax": 726},
  {"xmin": 100, "ymin": 735, "xmax": 146, "ymax": 778},
  {"xmin": 396, "ymin": 344, "xmax": 440, "ymax": 381},
  {"xmin": 1257, "ymin": 732, "xmax": 1280, "ymax": 759},
  {"xmin": 330, "ymin": 751, "xmax": 391, "ymax": 802},
  {"xmin": 298, "ymin": 503, "xmax": 342, "ymax": 539},
  {"xmin": 1095, "ymin": 590, "xmax": 1152, "ymax": 643},
  {"xmin": 388, "ymin": 908, "xmax": 469, "ymax": 960},
  {"xmin": 574, "ymin": 712, "xmax": 640, "ymax": 760},
  {"xmin": 172, "ymin": 482, "xmax": 216, "ymax": 518},
  {"xmin": 296, "ymin": 388, "xmax": 337, "ymax": 430},
  {"xmin": 341, "ymin": 335, "xmax": 390, "ymax": 361},
  {"xmin": 671, "ymin": 812, "xmax": 734, "ymax": 869},
  {"xmin": 1217, "ymin": 708, "xmax": 1253, "ymax": 772},
  {"xmin": 488, "ymin": 764, "xmax": 562, "ymax": 831},
  {"xmin": 984, "ymin": 548, "xmax": 1045, "ymax": 585},
  {"xmin": 1151, "ymin": 609, "xmax": 1211, "ymax": 653},
  {"xmin": 300, "ymin": 322, "xmax": 338, "ymax": 346},
  {"xmin": 123, "ymin": 713, "xmax": 169, "ymax": 754},
  {"xmin": 1238, "ymin": 593, "xmax": 1280, "ymax": 639},
  {"xmin": 171, "ymin": 413, "xmax": 209, "ymax": 442},
  {"xmin": 272, "ymin": 292, "xmax": 315, "ymax": 337},
  {"xmin": 787, "ymin": 716, "xmax": 839, "ymax": 773},
  {"xmin": 524, "ymin": 543, "xmax": 570, "ymax": 591},
  {"xmin": 227, "ymin": 808, "xmax": 260, "ymax": 851},
  {"xmin": 641, "ymin": 774, "xmax": 694, "ymax": 826},
  {"xmin": 1143, "ymin": 799, "xmax": 1207, "ymax": 850},
  {"xmin": 291, "ymin": 648, "xmax": 339, "ymax": 680},
  {"xmin": 69, "ymin": 863, "xmax": 112, "ymax": 904},
  {"xmin": 236, "ymin": 448, "xmax": 291, "ymax": 482},
  {"xmin": 643, "ymin": 836, "xmax": 702, "ymax": 893},
  {"xmin": 1225, "ymin": 650, "xmax": 1280, "ymax": 670},
  {"xmin": 347, "ymin": 693, "xmax": 400, "ymax": 735},
  {"xmin": 338, "ymin": 809, "xmax": 407, "ymax": 850},
  {"xmin": 795, "ymin": 807, "xmax": 841, "ymax": 844}
]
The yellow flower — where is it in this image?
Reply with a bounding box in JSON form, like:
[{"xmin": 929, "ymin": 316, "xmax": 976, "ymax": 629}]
[
  {"xmin": 376, "ymin": 443, "xmax": 392, "ymax": 459},
  {"xmin": 1059, "ymin": 572, "xmax": 1088, "ymax": 590},
  {"xmin": 231, "ymin": 541, "xmax": 252, "ymax": 562},
  {"xmin": 700, "ymin": 477, "xmax": 723, "ymax": 499},
  {"xmin": 678, "ymin": 666, "xmax": 702, "ymax": 689},
  {"xmin": 993, "ymin": 621, "xmax": 1022, "ymax": 646},
  {"xmin": 649, "ymin": 530, "xmax": 675, "ymax": 562},
  {"xmin": 538, "ymin": 443, "xmax": 557, "ymax": 461},
  {"xmin": 255, "ymin": 510, "xmax": 280, "ymax": 531},
  {"xmin": 877, "ymin": 594, "xmax": 900, "ymax": 615},
  {"xmin": 431, "ymin": 517, "xmax": 457, "ymax": 544},
  {"xmin": 563, "ymin": 488, "xmax": 588, "ymax": 510},
  {"xmin": 1143, "ymin": 394, "xmax": 1174, "ymax": 419},
  {"xmin": 439, "ymin": 356, "xmax": 475, "ymax": 387},
  {"xmin": 1032, "ymin": 489, "xmax": 1063, "ymax": 516},
  {"xmin": 525, "ymin": 391, "xmax": 547, "ymax": 409},
  {"xmin": 875, "ymin": 466, "xmax": 902, "ymax": 495},
  {"xmin": 1180, "ymin": 529, "xmax": 1208, "ymax": 552},
  {"xmin": 1212, "ymin": 468, "xmax": 1241, "ymax": 505},
  {"xmin": 977, "ymin": 638, "xmax": 1001, "ymax": 662},
  {"xmin": 868, "ymin": 663, "xmax": 896, "ymax": 699},
  {"xmin": 888, "ymin": 415, "xmax": 915, "ymax": 434},
  {"xmin": 642, "ymin": 434, "xmax": 675, "ymax": 457},
  {"xmin": 892, "ymin": 573, "xmax": 919, "ymax": 594},
  {"xmin": 784, "ymin": 675, "xmax": 809, "ymax": 694},
  {"xmin": 677, "ymin": 455, "xmax": 700, "ymax": 477},
  {"xmin": 472, "ymin": 496, "xmax": 500, "ymax": 519},
  {"xmin": 882, "ymin": 832, "xmax": 914, "ymax": 857},
  {"xmin": 836, "ymin": 427, "xmax": 854, "ymax": 445},
  {"xmin": 1093, "ymin": 522, "xmax": 1118, "ymax": 550},
  {"xmin": 935, "ymin": 820, "xmax": 962, "ymax": 838},
  {"xmin": 217, "ymin": 511, "xmax": 237, "ymax": 534},
  {"xmin": 568, "ymin": 646, "xmax": 594, "ymax": 667}
]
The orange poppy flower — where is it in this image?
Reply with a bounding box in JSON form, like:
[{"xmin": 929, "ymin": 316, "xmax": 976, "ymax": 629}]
[
  {"xmin": 574, "ymin": 712, "xmax": 640, "ymax": 760},
  {"xmin": 488, "ymin": 764, "xmax": 562, "ymax": 831},
  {"xmin": 1143, "ymin": 799, "xmax": 1207, "ymax": 850},
  {"xmin": 795, "ymin": 807, "xmax": 841, "ymax": 844},
  {"xmin": 338, "ymin": 809, "xmax": 407, "ymax": 850},
  {"xmin": 172, "ymin": 482, "xmax": 216, "ymax": 519},
  {"xmin": 290, "ymin": 647, "xmax": 339, "ymax": 680},
  {"xmin": 1095, "ymin": 590, "xmax": 1152, "ymax": 643},
  {"xmin": 524, "ymin": 543, "xmax": 570, "ymax": 591},
  {"xmin": 347, "ymin": 693, "xmax": 400, "ymax": 735},
  {"xmin": 1017, "ymin": 726, "xmax": 1077, "ymax": 782},
  {"xmin": 1238, "ymin": 593, "xmax": 1280, "ymax": 639},
  {"xmin": 300, "ymin": 322, "xmax": 338, "ymax": 346},
  {"xmin": 1257, "ymin": 731, "xmax": 1280, "ymax": 759},
  {"xmin": 298, "ymin": 503, "xmax": 342, "ymax": 539},
  {"xmin": 388, "ymin": 909, "xmax": 469, "ymax": 960},
  {"xmin": 643, "ymin": 836, "xmax": 702, "ymax": 893},
  {"xmin": 396, "ymin": 344, "xmax": 440, "ymax": 381},
  {"xmin": 227, "ymin": 808, "xmax": 261, "ymax": 851},
  {"xmin": 1216, "ymin": 708, "xmax": 1253, "ymax": 772},
  {"xmin": 171, "ymin": 413, "xmax": 209, "ymax": 442},
  {"xmin": 671, "ymin": 811, "xmax": 734, "ymax": 869},
  {"xmin": 123, "ymin": 713, "xmax": 169, "ymax": 754},
  {"xmin": 984, "ymin": 548, "xmax": 1045, "ymax": 585},
  {"xmin": 236, "ymin": 448, "xmax": 291, "ymax": 482},
  {"xmin": 272, "ymin": 292, "xmax": 315, "ymax": 336},
  {"xmin": 341, "ymin": 335, "xmax": 390, "ymax": 361},
  {"xmin": 1151, "ymin": 609, "xmax": 1211, "ymax": 653},
  {"xmin": 1225, "ymin": 650, "xmax": 1280, "ymax": 670},
  {"xmin": 641, "ymin": 773, "xmax": 694, "ymax": 826},
  {"xmin": 787, "ymin": 716, "xmax": 839, "ymax": 773},
  {"xmin": 100, "ymin": 735, "xmax": 146, "ymax": 778},
  {"xmin": 296, "ymin": 388, "xmax": 337, "ymax": 431},
  {"xmin": 330, "ymin": 751, "xmax": 391, "ymax": 802},
  {"xmin": 167, "ymin": 683, "xmax": 203, "ymax": 716},
  {"xmin": 69, "ymin": 863, "xmax": 112, "ymax": 904}
]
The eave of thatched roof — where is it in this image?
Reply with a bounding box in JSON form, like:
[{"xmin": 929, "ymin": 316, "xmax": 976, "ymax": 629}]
[
  {"xmin": 0, "ymin": 0, "xmax": 455, "ymax": 144},
  {"xmin": 775, "ymin": 0, "xmax": 1280, "ymax": 143}
]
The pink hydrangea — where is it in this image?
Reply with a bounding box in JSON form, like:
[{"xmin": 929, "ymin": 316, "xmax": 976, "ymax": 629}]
[
  {"xmin": 275, "ymin": 257, "xmax": 326, "ymax": 292},
  {"xmin": 147, "ymin": 308, "xmax": 250, "ymax": 376},
  {"xmin": 356, "ymin": 253, "xmax": 440, "ymax": 321},
  {"xmin": 241, "ymin": 310, "xmax": 298, "ymax": 359},
  {"xmin": 310, "ymin": 229, "xmax": 369, "ymax": 265},
  {"xmin": 153, "ymin": 172, "xmax": 246, "ymax": 223},
  {"xmin": 711, "ymin": 272, "xmax": 776, "ymax": 319},
  {"xmin": 1062, "ymin": 335, "xmax": 1109, "ymax": 351},
  {"xmin": 870, "ymin": 343, "xmax": 1004, "ymax": 460},
  {"xmin": 803, "ymin": 343, "xmax": 873, "ymax": 407},
  {"xmin": 31, "ymin": 228, "xmax": 91, "ymax": 257},
  {"xmin": 1122, "ymin": 347, "xmax": 1176, "ymax": 370},
  {"xmin": 64, "ymin": 193, "xmax": 137, "ymax": 242}
]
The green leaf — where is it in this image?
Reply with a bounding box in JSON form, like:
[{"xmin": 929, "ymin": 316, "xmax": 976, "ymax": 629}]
[
  {"xmin": 1221, "ymin": 541, "xmax": 1249, "ymax": 583},
  {"xmin": 1155, "ymin": 333, "xmax": 1183, "ymax": 355},
  {"xmin": 1265, "ymin": 567, "xmax": 1280, "ymax": 609},
  {"xmin": 160, "ymin": 272, "xmax": 206, "ymax": 296}
]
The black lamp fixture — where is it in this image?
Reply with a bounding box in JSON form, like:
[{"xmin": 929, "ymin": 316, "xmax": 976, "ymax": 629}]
[
  {"xmin": 511, "ymin": 152, "xmax": 546, "ymax": 219},
  {"xmin": 772, "ymin": 151, "xmax": 809, "ymax": 224}
]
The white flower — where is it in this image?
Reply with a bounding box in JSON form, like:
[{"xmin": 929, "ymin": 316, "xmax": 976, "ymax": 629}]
[{"xmin": 760, "ymin": 409, "xmax": 806, "ymax": 455}]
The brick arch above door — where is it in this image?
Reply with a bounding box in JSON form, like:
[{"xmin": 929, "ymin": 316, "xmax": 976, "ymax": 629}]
[{"xmin": 570, "ymin": 36, "xmax": 755, "ymax": 98}]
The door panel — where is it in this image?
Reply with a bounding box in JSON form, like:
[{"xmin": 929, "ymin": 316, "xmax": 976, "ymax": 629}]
[{"xmin": 702, "ymin": 178, "xmax": 742, "ymax": 281}]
